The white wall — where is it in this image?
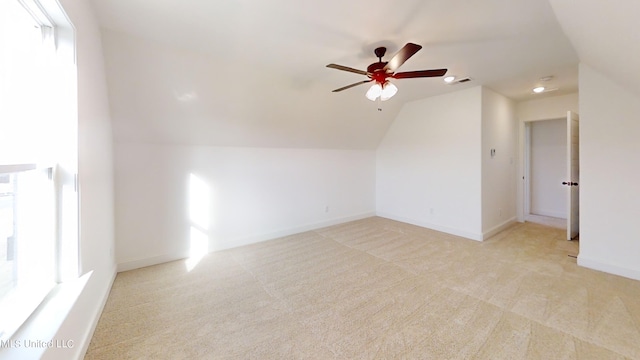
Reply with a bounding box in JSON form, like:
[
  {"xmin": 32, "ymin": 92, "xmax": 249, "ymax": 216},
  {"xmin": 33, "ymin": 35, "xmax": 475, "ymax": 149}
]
[
  {"xmin": 100, "ymin": 22, "xmax": 378, "ymax": 271},
  {"xmin": 529, "ymin": 119, "xmax": 566, "ymax": 218},
  {"xmin": 481, "ymin": 88, "xmax": 517, "ymax": 236},
  {"xmin": 516, "ymin": 93, "xmax": 578, "ymax": 122},
  {"xmin": 114, "ymin": 144, "xmax": 376, "ymax": 270},
  {"xmin": 376, "ymin": 87, "xmax": 483, "ymax": 240},
  {"xmin": 578, "ymin": 63, "xmax": 640, "ymax": 280}
]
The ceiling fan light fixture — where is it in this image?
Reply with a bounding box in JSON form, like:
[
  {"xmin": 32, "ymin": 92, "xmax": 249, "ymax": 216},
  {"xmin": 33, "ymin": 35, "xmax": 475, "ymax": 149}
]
[
  {"xmin": 380, "ymin": 82, "xmax": 398, "ymax": 101},
  {"xmin": 366, "ymin": 83, "xmax": 383, "ymax": 101}
]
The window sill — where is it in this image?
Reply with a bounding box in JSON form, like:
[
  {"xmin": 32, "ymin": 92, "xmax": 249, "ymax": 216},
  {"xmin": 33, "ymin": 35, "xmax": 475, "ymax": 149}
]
[{"xmin": 0, "ymin": 271, "xmax": 91, "ymax": 359}]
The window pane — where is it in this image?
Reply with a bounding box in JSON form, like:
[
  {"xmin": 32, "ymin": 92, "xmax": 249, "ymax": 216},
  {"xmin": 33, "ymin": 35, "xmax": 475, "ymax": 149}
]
[
  {"xmin": 0, "ymin": 0, "xmax": 51, "ymax": 165},
  {"xmin": 0, "ymin": 174, "xmax": 16, "ymax": 299},
  {"xmin": 0, "ymin": 168, "xmax": 55, "ymax": 340}
]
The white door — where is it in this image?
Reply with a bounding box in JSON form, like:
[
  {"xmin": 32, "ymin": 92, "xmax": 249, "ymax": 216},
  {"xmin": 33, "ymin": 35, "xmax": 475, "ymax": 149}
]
[{"xmin": 566, "ymin": 111, "xmax": 579, "ymax": 240}]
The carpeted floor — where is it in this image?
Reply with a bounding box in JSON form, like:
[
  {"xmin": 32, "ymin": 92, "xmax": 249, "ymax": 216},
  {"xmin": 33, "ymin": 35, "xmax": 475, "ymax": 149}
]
[{"xmin": 85, "ymin": 217, "xmax": 640, "ymax": 359}]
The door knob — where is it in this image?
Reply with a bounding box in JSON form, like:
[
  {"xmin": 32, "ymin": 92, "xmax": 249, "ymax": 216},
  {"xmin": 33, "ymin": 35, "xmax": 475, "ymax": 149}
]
[{"xmin": 562, "ymin": 182, "xmax": 569, "ymax": 185}]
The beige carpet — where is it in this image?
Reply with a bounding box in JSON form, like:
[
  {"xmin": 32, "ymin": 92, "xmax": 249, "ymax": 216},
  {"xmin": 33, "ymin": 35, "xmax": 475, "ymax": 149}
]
[{"xmin": 85, "ymin": 217, "xmax": 640, "ymax": 359}]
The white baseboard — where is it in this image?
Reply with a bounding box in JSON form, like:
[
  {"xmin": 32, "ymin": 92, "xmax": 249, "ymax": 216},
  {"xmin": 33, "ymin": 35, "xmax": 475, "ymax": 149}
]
[
  {"xmin": 375, "ymin": 212, "xmax": 483, "ymax": 241},
  {"xmin": 117, "ymin": 211, "xmax": 376, "ymax": 272},
  {"xmin": 117, "ymin": 252, "xmax": 190, "ymax": 273},
  {"xmin": 214, "ymin": 211, "xmax": 377, "ymax": 251},
  {"xmin": 577, "ymin": 255, "xmax": 640, "ymax": 281},
  {"xmin": 482, "ymin": 217, "xmax": 517, "ymax": 240}
]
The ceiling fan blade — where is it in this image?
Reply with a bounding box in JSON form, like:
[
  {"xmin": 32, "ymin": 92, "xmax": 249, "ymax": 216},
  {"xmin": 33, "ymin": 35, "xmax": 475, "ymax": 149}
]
[
  {"xmin": 393, "ymin": 69, "xmax": 448, "ymax": 79},
  {"xmin": 326, "ymin": 64, "xmax": 370, "ymax": 76},
  {"xmin": 383, "ymin": 43, "xmax": 422, "ymax": 73},
  {"xmin": 332, "ymin": 80, "xmax": 371, "ymax": 92}
]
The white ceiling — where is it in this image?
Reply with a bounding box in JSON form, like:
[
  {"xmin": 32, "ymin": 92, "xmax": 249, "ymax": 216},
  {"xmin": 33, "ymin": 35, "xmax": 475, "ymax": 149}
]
[
  {"xmin": 90, "ymin": 0, "xmax": 581, "ymax": 149},
  {"xmin": 548, "ymin": 0, "xmax": 640, "ymax": 97}
]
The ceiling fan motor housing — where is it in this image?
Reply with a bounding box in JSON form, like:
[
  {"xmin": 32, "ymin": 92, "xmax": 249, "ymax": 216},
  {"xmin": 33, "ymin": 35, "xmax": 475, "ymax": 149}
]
[{"xmin": 367, "ymin": 62, "xmax": 389, "ymax": 83}]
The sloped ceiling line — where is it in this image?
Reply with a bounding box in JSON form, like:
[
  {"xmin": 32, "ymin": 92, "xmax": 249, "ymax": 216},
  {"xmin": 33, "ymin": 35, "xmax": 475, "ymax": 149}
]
[{"xmin": 92, "ymin": 0, "xmax": 579, "ymax": 149}]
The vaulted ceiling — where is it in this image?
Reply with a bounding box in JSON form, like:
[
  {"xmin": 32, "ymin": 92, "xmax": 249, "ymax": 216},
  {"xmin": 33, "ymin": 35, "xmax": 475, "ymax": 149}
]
[
  {"xmin": 548, "ymin": 0, "xmax": 640, "ymax": 97},
  {"xmin": 90, "ymin": 0, "xmax": 586, "ymax": 149}
]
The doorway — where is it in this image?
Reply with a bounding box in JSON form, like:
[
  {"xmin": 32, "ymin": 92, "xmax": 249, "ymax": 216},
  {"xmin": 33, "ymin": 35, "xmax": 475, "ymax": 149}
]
[
  {"xmin": 526, "ymin": 118, "xmax": 566, "ymax": 224},
  {"xmin": 519, "ymin": 111, "xmax": 579, "ymax": 240}
]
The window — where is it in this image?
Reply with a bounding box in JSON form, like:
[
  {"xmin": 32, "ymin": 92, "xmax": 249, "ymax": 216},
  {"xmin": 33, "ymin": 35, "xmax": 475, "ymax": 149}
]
[{"xmin": 0, "ymin": 0, "xmax": 77, "ymax": 341}]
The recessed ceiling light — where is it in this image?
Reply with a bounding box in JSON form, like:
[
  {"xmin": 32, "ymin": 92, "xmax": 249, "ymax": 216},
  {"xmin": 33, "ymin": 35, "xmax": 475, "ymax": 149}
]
[
  {"xmin": 443, "ymin": 76, "xmax": 455, "ymax": 83},
  {"xmin": 533, "ymin": 86, "xmax": 545, "ymax": 93}
]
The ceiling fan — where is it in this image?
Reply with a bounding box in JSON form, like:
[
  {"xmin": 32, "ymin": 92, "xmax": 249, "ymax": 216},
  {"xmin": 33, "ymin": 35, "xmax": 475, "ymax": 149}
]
[{"xmin": 326, "ymin": 43, "xmax": 447, "ymax": 101}]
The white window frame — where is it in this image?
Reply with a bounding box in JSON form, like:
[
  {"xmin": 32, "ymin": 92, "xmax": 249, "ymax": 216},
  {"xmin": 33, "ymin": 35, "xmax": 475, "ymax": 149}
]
[{"xmin": 0, "ymin": 0, "xmax": 78, "ymax": 345}]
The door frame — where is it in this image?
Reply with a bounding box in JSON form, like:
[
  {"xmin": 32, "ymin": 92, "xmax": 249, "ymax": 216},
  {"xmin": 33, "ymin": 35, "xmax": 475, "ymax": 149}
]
[
  {"xmin": 517, "ymin": 116, "xmax": 566, "ymax": 223},
  {"xmin": 566, "ymin": 111, "xmax": 580, "ymax": 240}
]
